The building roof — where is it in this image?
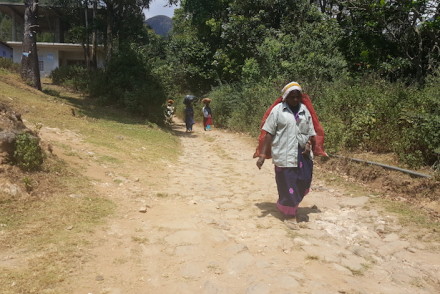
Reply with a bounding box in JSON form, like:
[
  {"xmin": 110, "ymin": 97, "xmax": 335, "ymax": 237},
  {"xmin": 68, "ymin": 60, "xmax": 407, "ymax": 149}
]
[
  {"xmin": 7, "ymin": 41, "xmax": 104, "ymax": 52},
  {"xmin": 0, "ymin": 40, "xmax": 12, "ymax": 49}
]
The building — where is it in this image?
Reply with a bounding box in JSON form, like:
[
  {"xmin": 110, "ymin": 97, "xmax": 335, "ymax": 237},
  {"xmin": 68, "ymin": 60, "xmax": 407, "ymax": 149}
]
[
  {"xmin": 0, "ymin": 40, "xmax": 12, "ymax": 59},
  {"xmin": 0, "ymin": 2, "xmax": 105, "ymax": 76}
]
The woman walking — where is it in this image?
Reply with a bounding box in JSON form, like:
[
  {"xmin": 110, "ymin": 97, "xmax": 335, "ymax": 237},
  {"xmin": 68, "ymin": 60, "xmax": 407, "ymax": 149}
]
[
  {"xmin": 202, "ymin": 98, "xmax": 213, "ymax": 131},
  {"xmin": 184, "ymin": 95, "xmax": 195, "ymax": 132},
  {"xmin": 256, "ymin": 82, "xmax": 316, "ymax": 222}
]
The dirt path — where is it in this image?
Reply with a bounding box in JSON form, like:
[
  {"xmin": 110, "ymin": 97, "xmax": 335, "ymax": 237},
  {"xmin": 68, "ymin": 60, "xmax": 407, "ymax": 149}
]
[{"xmin": 47, "ymin": 121, "xmax": 439, "ymax": 294}]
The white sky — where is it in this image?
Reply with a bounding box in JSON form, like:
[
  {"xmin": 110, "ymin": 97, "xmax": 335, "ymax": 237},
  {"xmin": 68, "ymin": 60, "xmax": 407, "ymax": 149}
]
[{"xmin": 144, "ymin": 0, "xmax": 180, "ymax": 19}]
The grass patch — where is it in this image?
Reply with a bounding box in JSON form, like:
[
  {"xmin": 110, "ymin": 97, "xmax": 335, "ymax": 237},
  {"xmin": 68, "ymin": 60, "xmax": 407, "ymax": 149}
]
[
  {"xmin": 0, "ymin": 74, "xmax": 180, "ymax": 168},
  {"xmin": 97, "ymin": 155, "xmax": 123, "ymax": 165},
  {"xmin": 372, "ymin": 197, "xmax": 440, "ymax": 234},
  {"xmin": 0, "ymin": 159, "xmax": 115, "ymax": 294},
  {"xmin": 202, "ymin": 135, "xmax": 216, "ymax": 143},
  {"xmin": 131, "ymin": 236, "xmax": 149, "ymax": 244},
  {"xmin": 305, "ymin": 255, "xmax": 319, "ymax": 261},
  {"xmin": 113, "ymin": 257, "xmax": 129, "ymax": 265},
  {"xmin": 156, "ymin": 192, "xmax": 170, "ymax": 198},
  {"xmin": 64, "ymin": 151, "xmax": 79, "ymax": 157}
]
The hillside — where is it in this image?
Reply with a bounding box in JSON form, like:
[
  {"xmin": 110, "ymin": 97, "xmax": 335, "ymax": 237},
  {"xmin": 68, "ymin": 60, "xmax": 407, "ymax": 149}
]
[
  {"xmin": 145, "ymin": 15, "xmax": 173, "ymax": 36},
  {"xmin": 0, "ymin": 71, "xmax": 179, "ymax": 293}
]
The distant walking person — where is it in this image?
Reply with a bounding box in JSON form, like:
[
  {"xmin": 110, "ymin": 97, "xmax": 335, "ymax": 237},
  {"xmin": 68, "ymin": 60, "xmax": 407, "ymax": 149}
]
[
  {"xmin": 165, "ymin": 99, "xmax": 175, "ymax": 124},
  {"xmin": 202, "ymin": 98, "xmax": 213, "ymax": 131},
  {"xmin": 255, "ymin": 82, "xmax": 319, "ymax": 223},
  {"xmin": 184, "ymin": 95, "xmax": 195, "ymax": 132}
]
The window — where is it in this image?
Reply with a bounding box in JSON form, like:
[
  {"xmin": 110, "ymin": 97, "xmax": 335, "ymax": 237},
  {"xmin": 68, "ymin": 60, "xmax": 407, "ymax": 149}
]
[{"xmin": 39, "ymin": 60, "xmax": 44, "ymax": 71}]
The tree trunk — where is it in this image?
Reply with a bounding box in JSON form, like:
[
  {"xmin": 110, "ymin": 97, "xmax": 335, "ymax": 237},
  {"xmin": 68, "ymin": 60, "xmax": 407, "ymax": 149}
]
[
  {"xmin": 105, "ymin": 2, "xmax": 113, "ymax": 63},
  {"xmin": 84, "ymin": 1, "xmax": 90, "ymax": 68},
  {"xmin": 21, "ymin": 0, "xmax": 41, "ymax": 90},
  {"xmin": 91, "ymin": 0, "xmax": 98, "ymax": 68}
]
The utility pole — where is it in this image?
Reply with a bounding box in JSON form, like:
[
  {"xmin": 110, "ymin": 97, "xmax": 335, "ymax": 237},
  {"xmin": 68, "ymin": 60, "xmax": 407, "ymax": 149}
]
[{"xmin": 21, "ymin": 0, "xmax": 41, "ymax": 90}]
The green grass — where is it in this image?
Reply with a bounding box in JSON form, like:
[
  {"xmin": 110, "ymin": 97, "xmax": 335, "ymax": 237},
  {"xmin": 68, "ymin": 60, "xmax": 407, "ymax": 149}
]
[
  {"xmin": 97, "ymin": 155, "xmax": 123, "ymax": 165},
  {"xmin": 372, "ymin": 198, "xmax": 440, "ymax": 235},
  {"xmin": 0, "ymin": 74, "xmax": 180, "ymax": 167},
  {"xmin": 0, "ymin": 160, "xmax": 115, "ymax": 294}
]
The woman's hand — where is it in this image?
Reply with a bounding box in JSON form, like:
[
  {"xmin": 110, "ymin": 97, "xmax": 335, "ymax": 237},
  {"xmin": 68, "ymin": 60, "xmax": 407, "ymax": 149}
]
[
  {"xmin": 302, "ymin": 141, "xmax": 312, "ymax": 156},
  {"xmin": 256, "ymin": 155, "xmax": 266, "ymax": 169}
]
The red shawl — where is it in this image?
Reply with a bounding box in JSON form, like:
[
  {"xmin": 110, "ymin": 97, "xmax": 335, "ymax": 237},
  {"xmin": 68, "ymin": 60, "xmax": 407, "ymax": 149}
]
[{"xmin": 253, "ymin": 94, "xmax": 328, "ymax": 158}]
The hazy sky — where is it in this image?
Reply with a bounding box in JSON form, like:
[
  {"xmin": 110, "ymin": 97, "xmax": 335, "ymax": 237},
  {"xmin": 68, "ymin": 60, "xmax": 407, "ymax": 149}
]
[{"xmin": 144, "ymin": 0, "xmax": 180, "ymax": 19}]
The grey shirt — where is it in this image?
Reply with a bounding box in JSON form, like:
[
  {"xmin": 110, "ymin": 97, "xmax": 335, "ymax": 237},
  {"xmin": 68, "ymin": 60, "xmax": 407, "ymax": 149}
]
[{"xmin": 262, "ymin": 102, "xmax": 316, "ymax": 167}]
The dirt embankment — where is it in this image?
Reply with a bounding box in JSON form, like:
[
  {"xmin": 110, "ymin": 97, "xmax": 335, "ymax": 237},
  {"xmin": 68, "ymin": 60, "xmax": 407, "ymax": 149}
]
[{"xmin": 319, "ymin": 157, "xmax": 440, "ymax": 218}]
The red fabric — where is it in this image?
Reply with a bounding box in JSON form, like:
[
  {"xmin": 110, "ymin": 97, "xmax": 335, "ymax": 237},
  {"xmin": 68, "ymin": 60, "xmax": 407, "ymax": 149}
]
[
  {"xmin": 204, "ymin": 116, "xmax": 213, "ymax": 127},
  {"xmin": 253, "ymin": 94, "xmax": 328, "ymax": 159},
  {"xmin": 253, "ymin": 97, "xmax": 282, "ymax": 159}
]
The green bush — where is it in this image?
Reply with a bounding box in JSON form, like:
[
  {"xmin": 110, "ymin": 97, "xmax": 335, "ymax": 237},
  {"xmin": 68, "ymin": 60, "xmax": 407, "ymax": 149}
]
[
  {"xmin": 14, "ymin": 133, "xmax": 45, "ymax": 171},
  {"xmin": 0, "ymin": 57, "xmax": 19, "ymax": 73},
  {"xmin": 206, "ymin": 73, "xmax": 439, "ymax": 169},
  {"xmin": 208, "ymin": 80, "xmax": 279, "ymax": 136},
  {"xmin": 393, "ymin": 74, "xmax": 440, "ymax": 168},
  {"xmin": 314, "ymin": 77, "xmax": 407, "ymax": 153},
  {"xmin": 87, "ymin": 46, "xmax": 166, "ymax": 123},
  {"xmin": 50, "ymin": 65, "xmax": 90, "ymax": 92}
]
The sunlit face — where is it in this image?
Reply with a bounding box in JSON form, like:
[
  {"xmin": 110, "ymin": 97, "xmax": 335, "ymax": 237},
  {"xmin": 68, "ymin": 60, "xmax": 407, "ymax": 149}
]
[{"xmin": 285, "ymin": 90, "xmax": 302, "ymax": 107}]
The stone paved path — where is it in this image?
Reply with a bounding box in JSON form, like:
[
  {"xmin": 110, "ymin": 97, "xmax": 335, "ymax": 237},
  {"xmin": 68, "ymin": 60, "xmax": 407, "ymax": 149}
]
[{"xmin": 62, "ymin": 121, "xmax": 440, "ymax": 294}]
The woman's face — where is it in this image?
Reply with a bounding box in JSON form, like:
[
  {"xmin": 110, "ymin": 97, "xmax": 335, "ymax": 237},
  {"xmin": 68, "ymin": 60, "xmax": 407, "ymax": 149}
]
[{"xmin": 285, "ymin": 90, "xmax": 302, "ymax": 107}]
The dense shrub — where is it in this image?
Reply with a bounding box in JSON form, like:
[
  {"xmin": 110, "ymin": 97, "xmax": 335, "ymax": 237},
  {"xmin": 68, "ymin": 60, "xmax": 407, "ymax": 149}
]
[
  {"xmin": 209, "ymin": 81, "xmax": 279, "ymax": 136},
  {"xmin": 393, "ymin": 74, "xmax": 440, "ymax": 168},
  {"xmin": 14, "ymin": 133, "xmax": 45, "ymax": 171},
  {"xmin": 50, "ymin": 65, "xmax": 90, "ymax": 92},
  {"xmin": 207, "ymin": 74, "xmax": 439, "ymax": 169},
  {"xmin": 87, "ymin": 47, "xmax": 166, "ymax": 123},
  {"xmin": 0, "ymin": 57, "xmax": 19, "ymax": 73},
  {"xmin": 49, "ymin": 46, "xmax": 167, "ymax": 124},
  {"xmin": 313, "ymin": 77, "xmax": 408, "ymax": 153}
]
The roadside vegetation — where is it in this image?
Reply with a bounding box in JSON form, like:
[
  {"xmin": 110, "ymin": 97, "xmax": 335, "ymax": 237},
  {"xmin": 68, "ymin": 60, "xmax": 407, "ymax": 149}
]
[{"xmin": 44, "ymin": 1, "xmax": 439, "ymax": 171}]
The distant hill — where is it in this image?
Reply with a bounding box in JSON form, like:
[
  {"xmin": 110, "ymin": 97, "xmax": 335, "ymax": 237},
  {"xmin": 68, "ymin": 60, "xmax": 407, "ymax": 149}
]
[{"xmin": 146, "ymin": 15, "xmax": 173, "ymax": 37}]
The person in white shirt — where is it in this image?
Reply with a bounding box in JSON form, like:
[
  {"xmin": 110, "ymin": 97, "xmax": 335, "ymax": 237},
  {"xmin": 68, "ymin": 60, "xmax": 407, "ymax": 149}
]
[{"xmin": 256, "ymin": 82, "xmax": 315, "ymax": 221}]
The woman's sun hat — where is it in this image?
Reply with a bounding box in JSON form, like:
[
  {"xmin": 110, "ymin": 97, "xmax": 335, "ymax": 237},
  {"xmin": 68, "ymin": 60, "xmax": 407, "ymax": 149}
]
[
  {"xmin": 202, "ymin": 98, "xmax": 212, "ymax": 104},
  {"xmin": 167, "ymin": 99, "xmax": 174, "ymax": 104},
  {"xmin": 281, "ymin": 82, "xmax": 302, "ymax": 101}
]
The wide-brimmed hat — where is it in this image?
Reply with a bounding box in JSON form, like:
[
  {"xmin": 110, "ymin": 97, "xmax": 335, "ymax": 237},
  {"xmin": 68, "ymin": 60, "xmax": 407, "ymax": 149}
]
[
  {"xmin": 167, "ymin": 99, "xmax": 174, "ymax": 104},
  {"xmin": 202, "ymin": 98, "xmax": 212, "ymax": 104}
]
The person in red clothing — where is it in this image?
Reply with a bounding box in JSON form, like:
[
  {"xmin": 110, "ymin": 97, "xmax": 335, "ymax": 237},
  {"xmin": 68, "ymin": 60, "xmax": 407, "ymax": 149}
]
[
  {"xmin": 202, "ymin": 98, "xmax": 213, "ymax": 131},
  {"xmin": 256, "ymin": 82, "xmax": 315, "ymax": 221}
]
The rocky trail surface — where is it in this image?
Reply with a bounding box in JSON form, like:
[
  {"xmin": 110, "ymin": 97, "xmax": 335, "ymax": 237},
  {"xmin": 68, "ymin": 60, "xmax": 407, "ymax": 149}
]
[{"xmin": 44, "ymin": 121, "xmax": 439, "ymax": 294}]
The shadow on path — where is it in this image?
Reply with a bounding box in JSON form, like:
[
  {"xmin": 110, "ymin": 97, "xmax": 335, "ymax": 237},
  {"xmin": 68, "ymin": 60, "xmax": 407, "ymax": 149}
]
[
  {"xmin": 168, "ymin": 122, "xmax": 199, "ymax": 138},
  {"xmin": 255, "ymin": 202, "xmax": 321, "ymax": 222}
]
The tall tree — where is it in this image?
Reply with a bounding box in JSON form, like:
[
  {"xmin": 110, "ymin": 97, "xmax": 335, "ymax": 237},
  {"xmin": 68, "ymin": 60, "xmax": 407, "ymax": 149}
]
[{"xmin": 21, "ymin": 0, "xmax": 41, "ymax": 90}]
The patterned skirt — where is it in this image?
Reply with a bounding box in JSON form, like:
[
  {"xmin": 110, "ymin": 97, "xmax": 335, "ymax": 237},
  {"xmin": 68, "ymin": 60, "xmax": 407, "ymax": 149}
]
[{"xmin": 275, "ymin": 147, "xmax": 313, "ymax": 217}]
